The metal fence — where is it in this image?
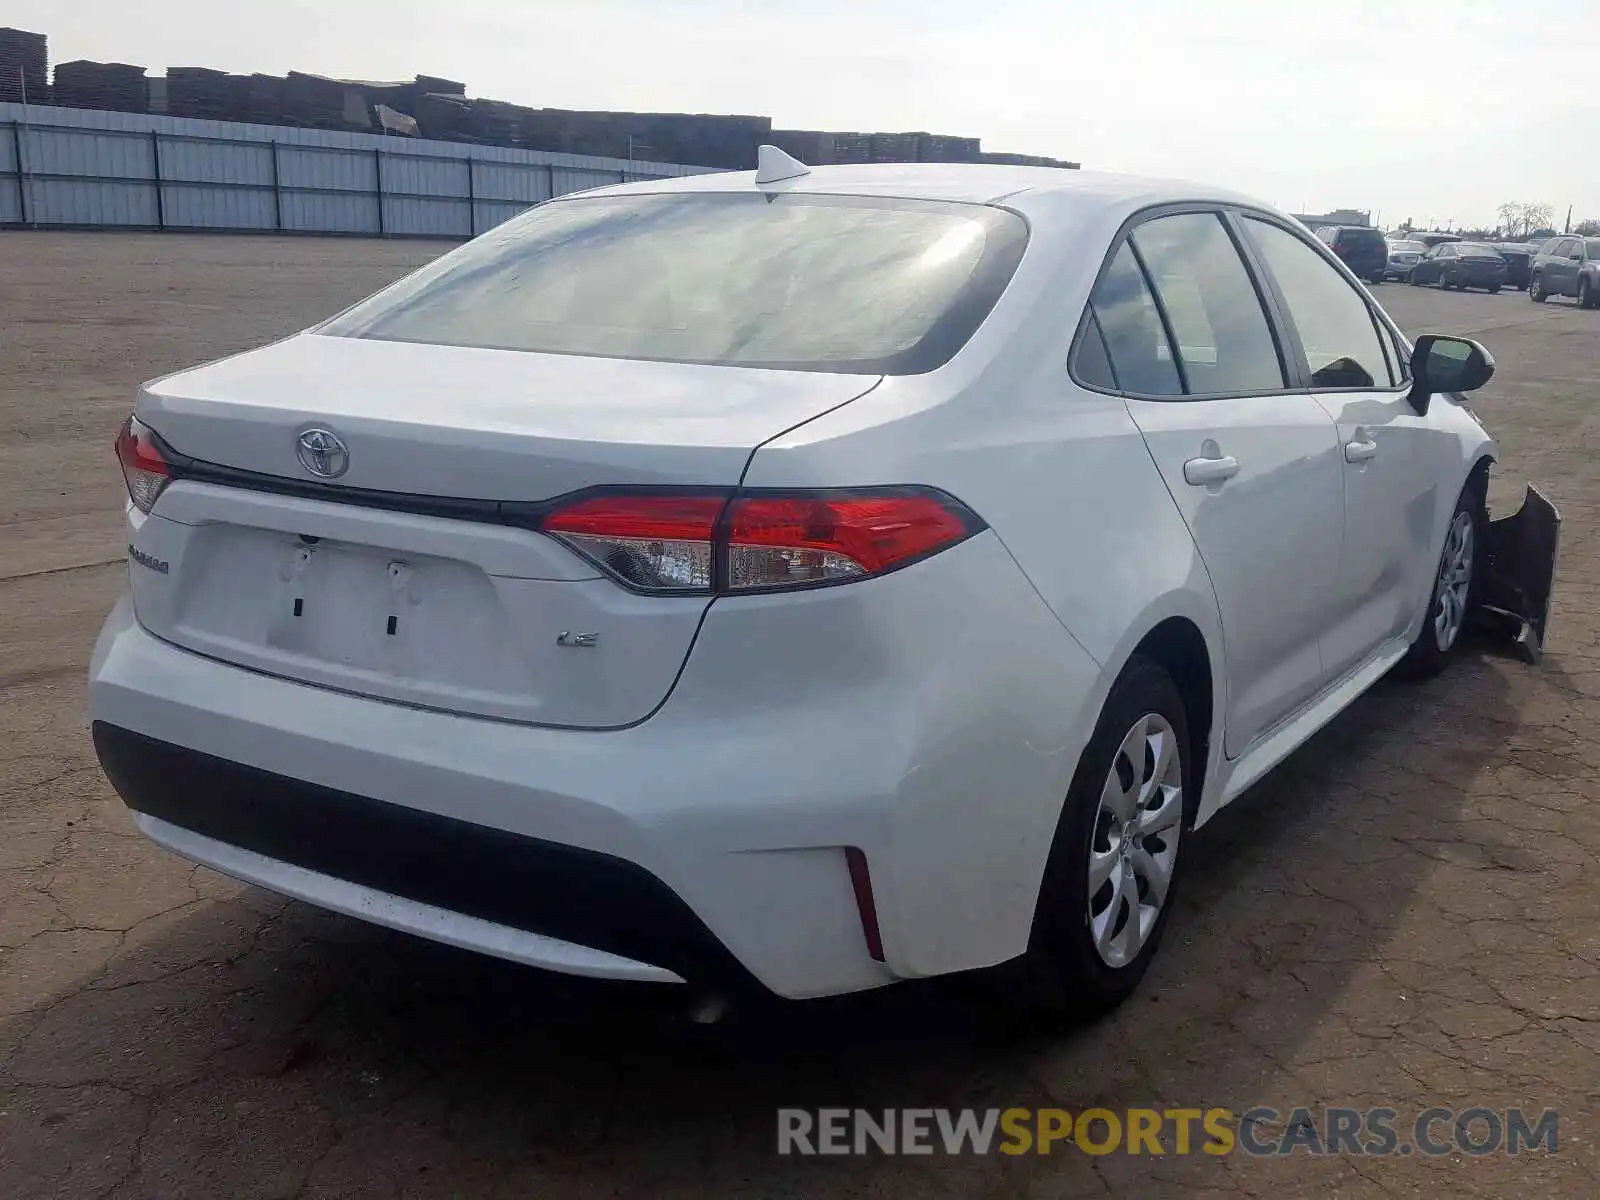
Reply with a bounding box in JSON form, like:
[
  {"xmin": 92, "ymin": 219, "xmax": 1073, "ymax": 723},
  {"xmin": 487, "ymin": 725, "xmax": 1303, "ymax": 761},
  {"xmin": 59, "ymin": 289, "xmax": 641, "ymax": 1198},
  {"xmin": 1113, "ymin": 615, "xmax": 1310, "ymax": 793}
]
[{"xmin": 0, "ymin": 102, "xmax": 711, "ymax": 238}]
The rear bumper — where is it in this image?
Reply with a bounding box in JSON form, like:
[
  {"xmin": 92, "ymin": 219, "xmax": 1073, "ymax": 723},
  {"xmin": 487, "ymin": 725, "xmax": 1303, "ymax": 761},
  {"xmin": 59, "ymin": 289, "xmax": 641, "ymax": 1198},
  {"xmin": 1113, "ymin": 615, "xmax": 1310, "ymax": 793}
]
[
  {"xmin": 94, "ymin": 722, "xmax": 740, "ymax": 987},
  {"xmin": 89, "ymin": 529, "xmax": 1100, "ymax": 999}
]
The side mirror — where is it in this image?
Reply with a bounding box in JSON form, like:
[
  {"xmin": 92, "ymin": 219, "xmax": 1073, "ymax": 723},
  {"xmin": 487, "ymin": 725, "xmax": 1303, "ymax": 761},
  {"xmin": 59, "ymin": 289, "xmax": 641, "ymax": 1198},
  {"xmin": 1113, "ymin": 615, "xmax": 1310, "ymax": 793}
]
[{"xmin": 1409, "ymin": 334, "xmax": 1495, "ymax": 414}]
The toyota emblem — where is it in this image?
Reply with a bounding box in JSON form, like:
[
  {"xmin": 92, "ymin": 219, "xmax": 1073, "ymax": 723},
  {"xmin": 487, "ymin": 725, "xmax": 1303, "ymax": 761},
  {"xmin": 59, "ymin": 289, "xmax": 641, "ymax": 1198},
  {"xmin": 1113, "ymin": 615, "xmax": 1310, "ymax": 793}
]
[{"xmin": 296, "ymin": 428, "xmax": 350, "ymax": 479}]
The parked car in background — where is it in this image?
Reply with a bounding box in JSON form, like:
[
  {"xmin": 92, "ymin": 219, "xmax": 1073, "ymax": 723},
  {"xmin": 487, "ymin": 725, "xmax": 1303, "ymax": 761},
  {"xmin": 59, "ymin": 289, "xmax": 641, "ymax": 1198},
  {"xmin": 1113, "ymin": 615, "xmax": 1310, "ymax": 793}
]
[
  {"xmin": 1528, "ymin": 235, "xmax": 1600, "ymax": 307},
  {"xmin": 1315, "ymin": 225, "xmax": 1388, "ymax": 283},
  {"xmin": 89, "ymin": 158, "xmax": 1529, "ymax": 1019},
  {"xmin": 1493, "ymin": 243, "xmax": 1535, "ymax": 290},
  {"xmin": 1407, "ymin": 231, "xmax": 1465, "ymax": 249},
  {"xmin": 1385, "ymin": 238, "xmax": 1427, "ymax": 280},
  {"xmin": 1409, "ymin": 242, "xmax": 1508, "ymax": 292}
]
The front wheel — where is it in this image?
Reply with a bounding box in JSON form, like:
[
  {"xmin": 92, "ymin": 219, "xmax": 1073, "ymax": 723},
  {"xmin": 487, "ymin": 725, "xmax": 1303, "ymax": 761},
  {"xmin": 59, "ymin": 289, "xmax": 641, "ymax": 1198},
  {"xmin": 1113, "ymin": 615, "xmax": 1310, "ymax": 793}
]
[
  {"xmin": 1438, "ymin": 271, "xmax": 1453, "ymax": 290},
  {"xmin": 1580, "ymin": 278, "xmax": 1595, "ymax": 309},
  {"xmin": 1531, "ymin": 274, "xmax": 1548, "ymax": 302},
  {"xmin": 1002, "ymin": 656, "xmax": 1191, "ymax": 1023},
  {"xmin": 1397, "ymin": 489, "xmax": 1483, "ymax": 679}
]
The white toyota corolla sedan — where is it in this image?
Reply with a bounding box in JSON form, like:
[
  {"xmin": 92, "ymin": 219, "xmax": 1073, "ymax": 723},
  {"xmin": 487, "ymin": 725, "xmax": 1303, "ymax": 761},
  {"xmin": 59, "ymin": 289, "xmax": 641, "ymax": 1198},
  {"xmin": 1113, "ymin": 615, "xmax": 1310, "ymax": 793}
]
[{"xmin": 90, "ymin": 150, "xmax": 1526, "ymax": 1018}]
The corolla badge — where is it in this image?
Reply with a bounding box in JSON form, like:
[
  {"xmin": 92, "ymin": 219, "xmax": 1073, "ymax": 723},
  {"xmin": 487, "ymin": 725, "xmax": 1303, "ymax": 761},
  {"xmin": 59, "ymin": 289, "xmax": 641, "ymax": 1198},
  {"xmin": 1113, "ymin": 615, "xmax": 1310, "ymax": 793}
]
[{"xmin": 295, "ymin": 428, "xmax": 350, "ymax": 479}]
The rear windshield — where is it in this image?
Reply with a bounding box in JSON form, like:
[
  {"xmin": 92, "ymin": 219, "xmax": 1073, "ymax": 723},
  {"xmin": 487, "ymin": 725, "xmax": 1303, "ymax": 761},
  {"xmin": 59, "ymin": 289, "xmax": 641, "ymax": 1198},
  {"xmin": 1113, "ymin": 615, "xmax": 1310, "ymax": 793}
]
[
  {"xmin": 1339, "ymin": 228, "xmax": 1386, "ymax": 244},
  {"xmin": 1389, "ymin": 240, "xmax": 1426, "ymax": 252},
  {"xmin": 1456, "ymin": 243, "xmax": 1503, "ymax": 256},
  {"xmin": 321, "ymin": 192, "xmax": 1029, "ymax": 375}
]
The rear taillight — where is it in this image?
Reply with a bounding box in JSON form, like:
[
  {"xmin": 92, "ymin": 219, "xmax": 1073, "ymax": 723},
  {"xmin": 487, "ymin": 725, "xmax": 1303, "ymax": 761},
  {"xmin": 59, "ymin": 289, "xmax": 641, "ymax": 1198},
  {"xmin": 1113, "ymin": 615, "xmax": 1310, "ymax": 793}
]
[
  {"xmin": 541, "ymin": 488, "xmax": 982, "ymax": 595},
  {"xmin": 542, "ymin": 494, "xmax": 723, "ymax": 592},
  {"xmin": 115, "ymin": 416, "xmax": 171, "ymax": 514},
  {"xmin": 726, "ymin": 493, "xmax": 973, "ymax": 590}
]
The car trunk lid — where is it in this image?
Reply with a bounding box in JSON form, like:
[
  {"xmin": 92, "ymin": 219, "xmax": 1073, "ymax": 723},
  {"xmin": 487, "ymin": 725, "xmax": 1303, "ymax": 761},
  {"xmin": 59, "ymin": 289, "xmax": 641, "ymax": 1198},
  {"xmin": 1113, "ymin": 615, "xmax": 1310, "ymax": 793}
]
[{"xmin": 128, "ymin": 333, "xmax": 880, "ymax": 727}]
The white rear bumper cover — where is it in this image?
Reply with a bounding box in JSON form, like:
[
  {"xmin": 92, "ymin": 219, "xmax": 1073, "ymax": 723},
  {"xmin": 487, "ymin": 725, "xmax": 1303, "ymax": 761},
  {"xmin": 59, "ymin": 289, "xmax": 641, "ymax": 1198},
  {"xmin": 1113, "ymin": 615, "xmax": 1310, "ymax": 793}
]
[{"xmin": 89, "ymin": 531, "xmax": 1101, "ymax": 1000}]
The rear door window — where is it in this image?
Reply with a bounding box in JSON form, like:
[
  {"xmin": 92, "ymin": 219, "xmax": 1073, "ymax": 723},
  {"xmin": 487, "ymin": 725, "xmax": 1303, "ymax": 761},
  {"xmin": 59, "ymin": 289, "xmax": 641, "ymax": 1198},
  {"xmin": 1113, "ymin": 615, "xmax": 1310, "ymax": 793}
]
[{"xmin": 1129, "ymin": 212, "xmax": 1285, "ymax": 395}]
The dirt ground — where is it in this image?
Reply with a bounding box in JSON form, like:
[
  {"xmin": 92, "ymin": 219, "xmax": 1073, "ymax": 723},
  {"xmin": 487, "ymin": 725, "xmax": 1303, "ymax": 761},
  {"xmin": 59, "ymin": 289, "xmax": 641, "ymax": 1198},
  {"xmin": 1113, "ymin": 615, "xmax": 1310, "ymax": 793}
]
[{"xmin": 1, "ymin": 233, "xmax": 1596, "ymax": 1199}]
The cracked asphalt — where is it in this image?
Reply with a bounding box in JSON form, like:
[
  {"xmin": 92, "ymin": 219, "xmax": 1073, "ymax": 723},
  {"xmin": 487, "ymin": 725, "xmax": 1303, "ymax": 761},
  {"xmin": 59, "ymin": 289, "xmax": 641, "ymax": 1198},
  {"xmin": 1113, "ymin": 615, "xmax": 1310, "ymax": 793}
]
[{"xmin": 1, "ymin": 233, "xmax": 1596, "ymax": 1199}]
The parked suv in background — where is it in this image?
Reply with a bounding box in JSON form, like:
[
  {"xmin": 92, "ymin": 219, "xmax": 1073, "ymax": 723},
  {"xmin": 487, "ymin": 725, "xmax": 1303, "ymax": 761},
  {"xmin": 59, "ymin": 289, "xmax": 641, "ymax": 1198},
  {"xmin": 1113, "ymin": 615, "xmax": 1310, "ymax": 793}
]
[
  {"xmin": 1529, "ymin": 235, "xmax": 1600, "ymax": 307},
  {"xmin": 1315, "ymin": 225, "xmax": 1388, "ymax": 283}
]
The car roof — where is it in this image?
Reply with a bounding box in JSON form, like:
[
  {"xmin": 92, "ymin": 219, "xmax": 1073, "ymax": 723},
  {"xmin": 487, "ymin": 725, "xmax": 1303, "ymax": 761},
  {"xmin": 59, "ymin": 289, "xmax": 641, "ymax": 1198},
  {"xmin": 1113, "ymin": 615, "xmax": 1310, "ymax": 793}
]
[{"xmin": 567, "ymin": 162, "xmax": 1278, "ymax": 216}]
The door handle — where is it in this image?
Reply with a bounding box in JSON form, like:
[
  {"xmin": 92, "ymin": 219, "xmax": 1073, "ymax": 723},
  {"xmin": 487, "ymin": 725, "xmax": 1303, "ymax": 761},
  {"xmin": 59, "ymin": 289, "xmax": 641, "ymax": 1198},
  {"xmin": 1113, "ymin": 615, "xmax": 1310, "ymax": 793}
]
[
  {"xmin": 1344, "ymin": 437, "xmax": 1378, "ymax": 463},
  {"xmin": 1183, "ymin": 454, "xmax": 1240, "ymax": 486}
]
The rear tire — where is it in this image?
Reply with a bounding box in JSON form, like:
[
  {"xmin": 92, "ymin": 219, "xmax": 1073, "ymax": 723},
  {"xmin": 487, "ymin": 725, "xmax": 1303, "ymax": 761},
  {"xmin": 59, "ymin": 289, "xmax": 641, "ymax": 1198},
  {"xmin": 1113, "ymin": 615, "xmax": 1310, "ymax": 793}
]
[
  {"xmin": 999, "ymin": 656, "xmax": 1191, "ymax": 1025},
  {"xmin": 1489, "ymin": 284, "xmax": 1501, "ymax": 295},
  {"xmin": 1396, "ymin": 486, "xmax": 1484, "ymax": 680},
  {"xmin": 1580, "ymin": 278, "xmax": 1595, "ymax": 309},
  {"xmin": 1438, "ymin": 272, "xmax": 1453, "ymax": 290},
  {"xmin": 1531, "ymin": 274, "xmax": 1548, "ymax": 302}
]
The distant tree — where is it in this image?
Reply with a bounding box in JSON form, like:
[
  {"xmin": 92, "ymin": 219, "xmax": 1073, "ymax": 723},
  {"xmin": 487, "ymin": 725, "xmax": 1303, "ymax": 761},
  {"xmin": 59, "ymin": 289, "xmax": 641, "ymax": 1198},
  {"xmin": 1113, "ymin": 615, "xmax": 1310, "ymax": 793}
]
[
  {"xmin": 1574, "ymin": 218, "xmax": 1600, "ymax": 236},
  {"xmin": 1497, "ymin": 202, "xmax": 1557, "ymax": 239}
]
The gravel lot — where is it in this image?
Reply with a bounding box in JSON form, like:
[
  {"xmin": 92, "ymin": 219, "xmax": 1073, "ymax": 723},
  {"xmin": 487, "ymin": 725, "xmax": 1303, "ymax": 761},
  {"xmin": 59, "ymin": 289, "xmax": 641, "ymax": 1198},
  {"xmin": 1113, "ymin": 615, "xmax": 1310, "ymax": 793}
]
[{"xmin": 1, "ymin": 233, "xmax": 1596, "ymax": 1199}]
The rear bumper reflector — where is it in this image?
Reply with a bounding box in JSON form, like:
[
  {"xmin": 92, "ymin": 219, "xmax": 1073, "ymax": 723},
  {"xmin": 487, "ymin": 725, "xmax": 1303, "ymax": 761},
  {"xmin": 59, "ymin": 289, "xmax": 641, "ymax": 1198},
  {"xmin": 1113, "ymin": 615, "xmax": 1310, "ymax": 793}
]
[{"xmin": 844, "ymin": 846, "xmax": 886, "ymax": 962}]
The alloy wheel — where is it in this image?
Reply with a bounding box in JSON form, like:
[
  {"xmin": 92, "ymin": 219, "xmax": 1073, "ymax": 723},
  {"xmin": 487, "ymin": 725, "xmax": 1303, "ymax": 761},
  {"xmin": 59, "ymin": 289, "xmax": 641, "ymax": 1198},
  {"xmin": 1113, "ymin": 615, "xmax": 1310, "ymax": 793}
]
[
  {"xmin": 1432, "ymin": 511, "xmax": 1475, "ymax": 652},
  {"xmin": 1087, "ymin": 713, "xmax": 1183, "ymax": 969}
]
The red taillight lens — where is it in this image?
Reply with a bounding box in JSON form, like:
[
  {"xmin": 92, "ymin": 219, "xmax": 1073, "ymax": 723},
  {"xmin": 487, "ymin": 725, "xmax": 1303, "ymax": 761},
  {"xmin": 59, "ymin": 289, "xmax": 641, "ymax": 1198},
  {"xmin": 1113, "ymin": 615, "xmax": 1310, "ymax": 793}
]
[
  {"xmin": 726, "ymin": 492, "xmax": 973, "ymax": 590},
  {"xmin": 540, "ymin": 488, "xmax": 980, "ymax": 594},
  {"xmin": 115, "ymin": 416, "xmax": 170, "ymax": 514},
  {"xmin": 542, "ymin": 494, "xmax": 726, "ymax": 592}
]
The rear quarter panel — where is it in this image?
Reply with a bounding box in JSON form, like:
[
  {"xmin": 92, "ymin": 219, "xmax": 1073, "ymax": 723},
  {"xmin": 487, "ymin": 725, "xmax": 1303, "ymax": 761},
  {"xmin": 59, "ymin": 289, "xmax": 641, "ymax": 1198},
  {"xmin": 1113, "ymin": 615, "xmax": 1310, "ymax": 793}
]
[{"xmin": 743, "ymin": 189, "xmax": 1229, "ymax": 878}]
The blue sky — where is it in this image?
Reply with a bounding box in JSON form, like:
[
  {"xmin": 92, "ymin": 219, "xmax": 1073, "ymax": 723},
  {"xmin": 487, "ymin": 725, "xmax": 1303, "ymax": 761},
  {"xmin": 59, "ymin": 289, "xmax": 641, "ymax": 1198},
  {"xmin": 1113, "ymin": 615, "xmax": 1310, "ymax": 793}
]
[{"xmin": 16, "ymin": 0, "xmax": 1600, "ymax": 229}]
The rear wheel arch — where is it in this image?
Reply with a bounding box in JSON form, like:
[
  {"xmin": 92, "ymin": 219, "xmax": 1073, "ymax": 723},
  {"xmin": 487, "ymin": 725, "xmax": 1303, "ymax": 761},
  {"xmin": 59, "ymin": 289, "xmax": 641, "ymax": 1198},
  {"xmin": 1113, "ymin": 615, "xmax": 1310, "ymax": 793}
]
[{"xmin": 1126, "ymin": 617, "xmax": 1214, "ymax": 817}]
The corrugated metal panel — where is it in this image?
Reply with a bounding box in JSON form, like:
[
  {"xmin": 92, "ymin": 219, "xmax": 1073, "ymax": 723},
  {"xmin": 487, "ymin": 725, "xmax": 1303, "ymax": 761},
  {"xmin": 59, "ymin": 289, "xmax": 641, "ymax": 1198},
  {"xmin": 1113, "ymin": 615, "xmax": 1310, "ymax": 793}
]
[
  {"xmin": 2, "ymin": 104, "xmax": 714, "ymax": 180},
  {"xmin": 473, "ymin": 200, "xmax": 533, "ymax": 232},
  {"xmin": 277, "ymin": 146, "xmax": 377, "ymax": 193},
  {"xmin": 161, "ymin": 185, "xmax": 276, "ymax": 230},
  {"xmin": 32, "ymin": 179, "xmax": 159, "ymax": 225},
  {"xmin": 380, "ymin": 155, "xmax": 468, "ymax": 199},
  {"xmin": 382, "ymin": 196, "xmax": 471, "ymax": 238},
  {"xmin": 552, "ymin": 167, "xmax": 625, "ymax": 197},
  {"xmin": 25, "ymin": 127, "xmax": 153, "ymax": 180},
  {"xmin": 473, "ymin": 162, "xmax": 548, "ymax": 203},
  {"xmin": 281, "ymin": 190, "xmax": 378, "ymax": 234},
  {"xmin": 158, "ymin": 138, "xmax": 274, "ymax": 186},
  {"xmin": 0, "ymin": 105, "xmax": 719, "ymax": 233}
]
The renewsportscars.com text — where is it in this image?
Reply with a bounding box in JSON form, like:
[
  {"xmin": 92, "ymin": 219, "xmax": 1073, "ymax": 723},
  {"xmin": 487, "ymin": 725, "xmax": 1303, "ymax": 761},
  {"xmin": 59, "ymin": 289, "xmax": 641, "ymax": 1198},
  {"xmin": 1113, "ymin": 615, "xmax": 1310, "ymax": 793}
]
[{"xmin": 776, "ymin": 1106, "xmax": 1560, "ymax": 1157}]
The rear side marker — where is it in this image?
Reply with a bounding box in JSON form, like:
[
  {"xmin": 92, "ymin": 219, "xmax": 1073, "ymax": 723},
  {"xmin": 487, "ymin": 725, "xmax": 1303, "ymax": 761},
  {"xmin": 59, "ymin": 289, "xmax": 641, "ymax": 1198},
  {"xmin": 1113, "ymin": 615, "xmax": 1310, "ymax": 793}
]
[{"xmin": 844, "ymin": 847, "xmax": 886, "ymax": 963}]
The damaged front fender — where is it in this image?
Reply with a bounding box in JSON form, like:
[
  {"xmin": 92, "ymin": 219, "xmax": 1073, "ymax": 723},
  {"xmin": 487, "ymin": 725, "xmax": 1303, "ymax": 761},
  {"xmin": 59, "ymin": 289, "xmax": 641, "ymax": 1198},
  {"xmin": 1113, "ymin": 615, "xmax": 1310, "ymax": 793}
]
[{"xmin": 1474, "ymin": 484, "xmax": 1561, "ymax": 663}]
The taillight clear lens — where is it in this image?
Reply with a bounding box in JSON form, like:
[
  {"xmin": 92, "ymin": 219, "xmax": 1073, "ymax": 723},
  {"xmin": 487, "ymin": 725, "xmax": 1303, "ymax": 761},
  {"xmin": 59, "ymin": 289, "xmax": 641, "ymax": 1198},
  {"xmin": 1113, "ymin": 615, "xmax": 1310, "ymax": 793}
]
[
  {"xmin": 542, "ymin": 494, "xmax": 726, "ymax": 592},
  {"xmin": 726, "ymin": 492, "xmax": 977, "ymax": 591},
  {"xmin": 115, "ymin": 416, "xmax": 171, "ymax": 514}
]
